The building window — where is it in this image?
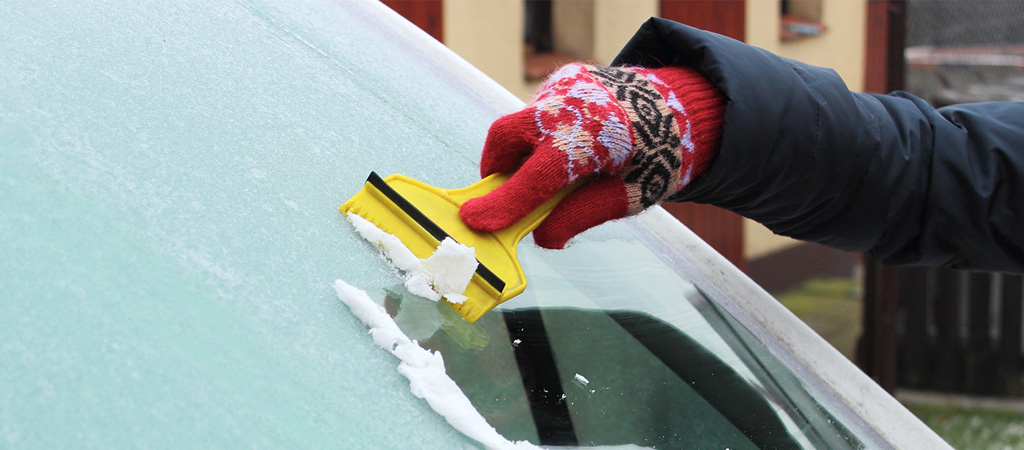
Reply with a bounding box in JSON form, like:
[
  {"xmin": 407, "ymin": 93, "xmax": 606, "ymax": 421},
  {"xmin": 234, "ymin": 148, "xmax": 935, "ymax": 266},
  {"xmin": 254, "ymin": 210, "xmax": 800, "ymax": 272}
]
[
  {"xmin": 781, "ymin": 0, "xmax": 826, "ymax": 41},
  {"xmin": 523, "ymin": 0, "xmax": 593, "ymax": 82}
]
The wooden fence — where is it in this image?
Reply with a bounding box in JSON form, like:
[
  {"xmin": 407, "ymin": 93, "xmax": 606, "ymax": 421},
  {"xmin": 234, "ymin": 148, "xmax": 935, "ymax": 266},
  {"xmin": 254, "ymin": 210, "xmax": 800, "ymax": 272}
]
[{"xmin": 860, "ymin": 261, "xmax": 1024, "ymax": 396}]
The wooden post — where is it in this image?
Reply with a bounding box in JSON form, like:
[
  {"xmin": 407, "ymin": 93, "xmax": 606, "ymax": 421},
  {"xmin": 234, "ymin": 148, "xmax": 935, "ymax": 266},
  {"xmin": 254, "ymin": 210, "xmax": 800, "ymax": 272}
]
[
  {"xmin": 857, "ymin": 0, "xmax": 906, "ymax": 392},
  {"xmin": 998, "ymin": 275, "xmax": 1023, "ymax": 394},
  {"xmin": 380, "ymin": 0, "xmax": 444, "ymax": 43},
  {"xmin": 864, "ymin": 0, "xmax": 907, "ymax": 94},
  {"xmin": 897, "ymin": 267, "xmax": 930, "ymax": 389},
  {"xmin": 932, "ymin": 268, "xmax": 965, "ymax": 391},
  {"xmin": 658, "ymin": 0, "xmax": 747, "ymax": 270},
  {"xmin": 858, "ymin": 258, "xmax": 899, "ymax": 391},
  {"xmin": 966, "ymin": 272, "xmax": 995, "ymax": 394},
  {"xmin": 659, "ymin": 0, "xmax": 746, "ymax": 41}
]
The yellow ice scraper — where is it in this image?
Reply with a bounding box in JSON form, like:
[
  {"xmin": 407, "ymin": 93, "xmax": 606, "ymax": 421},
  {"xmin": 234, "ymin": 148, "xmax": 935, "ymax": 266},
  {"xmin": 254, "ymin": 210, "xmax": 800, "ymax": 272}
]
[{"xmin": 341, "ymin": 172, "xmax": 576, "ymax": 323}]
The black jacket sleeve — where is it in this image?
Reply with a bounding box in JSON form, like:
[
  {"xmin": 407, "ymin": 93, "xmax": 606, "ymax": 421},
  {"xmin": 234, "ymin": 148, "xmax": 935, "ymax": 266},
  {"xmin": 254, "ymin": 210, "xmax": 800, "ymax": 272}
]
[{"xmin": 612, "ymin": 18, "xmax": 1024, "ymax": 273}]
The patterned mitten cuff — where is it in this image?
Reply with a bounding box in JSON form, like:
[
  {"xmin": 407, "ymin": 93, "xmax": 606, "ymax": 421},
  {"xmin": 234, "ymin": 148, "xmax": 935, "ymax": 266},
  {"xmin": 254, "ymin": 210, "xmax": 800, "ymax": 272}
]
[{"xmin": 460, "ymin": 63, "xmax": 726, "ymax": 249}]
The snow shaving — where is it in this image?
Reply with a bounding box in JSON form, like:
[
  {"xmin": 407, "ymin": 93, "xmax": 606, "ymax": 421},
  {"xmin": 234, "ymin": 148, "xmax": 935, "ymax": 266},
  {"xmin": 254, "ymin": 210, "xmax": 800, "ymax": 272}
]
[
  {"xmin": 333, "ymin": 280, "xmax": 538, "ymax": 450},
  {"xmin": 347, "ymin": 212, "xmax": 477, "ymax": 304}
]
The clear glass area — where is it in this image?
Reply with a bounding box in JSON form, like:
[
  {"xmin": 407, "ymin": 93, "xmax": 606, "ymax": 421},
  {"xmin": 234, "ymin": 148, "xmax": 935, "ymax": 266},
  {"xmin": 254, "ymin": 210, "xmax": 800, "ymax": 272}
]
[{"xmin": 367, "ymin": 229, "xmax": 865, "ymax": 449}]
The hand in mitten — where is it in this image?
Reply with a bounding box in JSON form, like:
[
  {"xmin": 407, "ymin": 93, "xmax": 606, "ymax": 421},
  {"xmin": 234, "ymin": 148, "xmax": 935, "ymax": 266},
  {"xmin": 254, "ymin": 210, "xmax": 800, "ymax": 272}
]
[{"xmin": 459, "ymin": 63, "xmax": 726, "ymax": 249}]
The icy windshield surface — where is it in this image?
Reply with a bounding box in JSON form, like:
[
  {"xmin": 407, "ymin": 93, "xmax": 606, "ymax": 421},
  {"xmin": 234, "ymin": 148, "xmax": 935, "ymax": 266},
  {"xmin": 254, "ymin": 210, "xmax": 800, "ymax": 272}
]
[
  {"xmin": 2, "ymin": 0, "xmax": 867, "ymax": 448},
  {"xmin": 1, "ymin": 0, "xmax": 491, "ymax": 448}
]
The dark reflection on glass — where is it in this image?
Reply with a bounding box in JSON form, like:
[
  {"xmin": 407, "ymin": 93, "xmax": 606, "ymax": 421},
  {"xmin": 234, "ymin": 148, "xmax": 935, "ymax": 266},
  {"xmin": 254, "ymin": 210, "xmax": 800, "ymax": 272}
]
[
  {"xmin": 505, "ymin": 308, "xmax": 797, "ymax": 449},
  {"xmin": 604, "ymin": 310, "xmax": 800, "ymax": 449},
  {"xmin": 376, "ymin": 277, "xmax": 863, "ymax": 449},
  {"xmin": 503, "ymin": 310, "xmax": 577, "ymax": 445}
]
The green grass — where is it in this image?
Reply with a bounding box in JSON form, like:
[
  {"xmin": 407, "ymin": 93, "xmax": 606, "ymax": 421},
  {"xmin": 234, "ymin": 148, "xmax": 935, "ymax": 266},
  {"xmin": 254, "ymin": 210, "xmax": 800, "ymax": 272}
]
[
  {"xmin": 903, "ymin": 402, "xmax": 1024, "ymax": 450},
  {"xmin": 775, "ymin": 277, "xmax": 862, "ymax": 360}
]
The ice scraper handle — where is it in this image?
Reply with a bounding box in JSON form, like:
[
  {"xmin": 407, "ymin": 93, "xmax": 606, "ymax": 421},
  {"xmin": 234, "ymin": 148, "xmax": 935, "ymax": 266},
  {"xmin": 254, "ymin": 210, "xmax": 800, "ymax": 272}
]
[
  {"xmin": 459, "ymin": 63, "xmax": 726, "ymax": 249},
  {"xmin": 447, "ymin": 172, "xmax": 584, "ymax": 248}
]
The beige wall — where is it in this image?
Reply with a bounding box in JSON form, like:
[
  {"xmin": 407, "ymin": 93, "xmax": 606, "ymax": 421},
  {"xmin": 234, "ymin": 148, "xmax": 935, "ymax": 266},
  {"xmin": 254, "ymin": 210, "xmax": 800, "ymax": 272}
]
[
  {"xmin": 552, "ymin": 0, "xmax": 595, "ymax": 60},
  {"xmin": 550, "ymin": 0, "xmax": 657, "ymax": 65},
  {"xmin": 443, "ymin": 0, "xmax": 528, "ymax": 98},
  {"xmin": 592, "ymin": 0, "xmax": 657, "ymax": 64},
  {"xmin": 444, "ymin": 0, "xmax": 655, "ymax": 100},
  {"xmin": 746, "ymin": 0, "xmax": 866, "ymax": 91}
]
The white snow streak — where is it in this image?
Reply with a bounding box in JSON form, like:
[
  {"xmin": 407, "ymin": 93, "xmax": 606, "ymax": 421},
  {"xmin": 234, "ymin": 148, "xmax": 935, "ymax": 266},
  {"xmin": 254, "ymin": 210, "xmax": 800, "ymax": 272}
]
[
  {"xmin": 346, "ymin": 212, "xmax": 477, "ymax": 304},
  {"xmin": 333, "ymin": 280, "xmax": 539, "ymax": 450}
]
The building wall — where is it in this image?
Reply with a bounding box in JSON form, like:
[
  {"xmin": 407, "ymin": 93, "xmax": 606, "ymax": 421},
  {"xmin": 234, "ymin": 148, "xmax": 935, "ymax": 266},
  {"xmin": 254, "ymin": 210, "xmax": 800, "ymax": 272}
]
[
  {"xmin": 443, "ymin": 0, "xmax": 656, "ymax": 100},
  {"xmin": 592, "ymin": 0, "xmax": 659, "ymax": 64},
  {"xmin": 747, "ymin": 0, "xmax": 867, "ymax": 92},
  {"xmin": 442, "ymin": 0, "xmax": 867, "ymax": 105},
  {"xmin": 443, "ymin": 0, "xmax": 527, "ymax": 98}
]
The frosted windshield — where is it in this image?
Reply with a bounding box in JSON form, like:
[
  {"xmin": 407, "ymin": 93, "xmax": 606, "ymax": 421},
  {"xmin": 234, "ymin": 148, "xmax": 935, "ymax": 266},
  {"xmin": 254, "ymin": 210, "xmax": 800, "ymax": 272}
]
[
  {"xmin": 1, "ymin": 0, "xmax": 492, "ymax": 448},
  {"xmin": 3, "ymin": 0, "xmax": 868, "ymax": 448}
]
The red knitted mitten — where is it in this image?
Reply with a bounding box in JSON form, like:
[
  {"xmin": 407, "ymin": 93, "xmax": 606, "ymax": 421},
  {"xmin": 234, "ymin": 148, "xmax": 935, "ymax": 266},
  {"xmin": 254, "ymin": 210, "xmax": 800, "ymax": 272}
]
[{"xmin": 459, "ymin": 63, "xmax": 726, "ymax": 249}]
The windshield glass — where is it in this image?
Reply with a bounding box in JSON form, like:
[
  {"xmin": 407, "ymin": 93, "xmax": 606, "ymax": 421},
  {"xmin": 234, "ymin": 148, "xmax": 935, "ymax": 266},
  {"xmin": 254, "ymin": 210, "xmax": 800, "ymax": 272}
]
[
  {"xmin": 364, "ymin": 233, "xmax": 865, "ymax": 449},
  {"xmin": 3, "ymin": 0, "xmax": 878, "ymax": 447}
]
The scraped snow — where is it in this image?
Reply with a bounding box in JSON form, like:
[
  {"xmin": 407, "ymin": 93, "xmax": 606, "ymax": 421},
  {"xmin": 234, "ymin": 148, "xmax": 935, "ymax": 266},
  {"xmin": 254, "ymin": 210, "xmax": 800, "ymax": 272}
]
[
  {"xmin": 421, "ymin": 238, "xmax": 477, "ymax": 304},
  {"xmin": 347, "ymin": 212, "xmax": 477, "ymax": 304},
  {"xmin": 333, "ymin": 280, "xmax": 539, "ymax": 450},
  {"xmin": 573, "ymin": 373, "xmax": 590, "ymax": 386}
]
